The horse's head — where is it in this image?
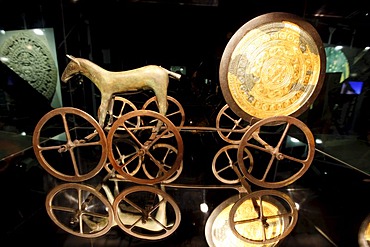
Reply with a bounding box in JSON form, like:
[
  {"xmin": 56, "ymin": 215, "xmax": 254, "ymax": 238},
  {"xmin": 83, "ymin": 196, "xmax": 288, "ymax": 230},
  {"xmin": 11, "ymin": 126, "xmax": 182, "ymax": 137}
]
[{"xmin": 61, "ymin": 54, "xmax": 82, "ymax": 83}]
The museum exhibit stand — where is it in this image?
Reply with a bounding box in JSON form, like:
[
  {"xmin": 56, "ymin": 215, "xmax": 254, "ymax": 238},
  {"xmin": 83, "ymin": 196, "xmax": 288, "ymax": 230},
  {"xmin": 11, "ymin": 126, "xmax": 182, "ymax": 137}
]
[
  {"xmin": 0, "ymin": 2, "xmax": 370, "ymax": 247},
  {"xmin": 0, "ymin": 125, "xmax": 369, "ymax": 247}
]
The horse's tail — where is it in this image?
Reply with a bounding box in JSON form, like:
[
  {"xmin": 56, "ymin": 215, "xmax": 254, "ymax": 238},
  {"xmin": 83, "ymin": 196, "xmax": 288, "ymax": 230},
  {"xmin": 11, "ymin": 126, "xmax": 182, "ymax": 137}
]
[{"xmin": 162, "ymin": 67, "xmax": 181, "ymax": 81}]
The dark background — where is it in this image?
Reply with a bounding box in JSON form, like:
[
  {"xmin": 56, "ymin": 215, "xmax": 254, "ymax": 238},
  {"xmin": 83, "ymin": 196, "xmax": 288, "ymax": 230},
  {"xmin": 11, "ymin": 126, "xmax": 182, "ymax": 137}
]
[
  {"xmin": 1, "ymin": 0, "xmax": 370, "ymax": 135},
  {"xmin": 1, "ymin": 0, "xmax": 370, "ymax": 70},
  {"xmin": 0, "ymin": 1, "xmax": 370, "ymax": 247}
]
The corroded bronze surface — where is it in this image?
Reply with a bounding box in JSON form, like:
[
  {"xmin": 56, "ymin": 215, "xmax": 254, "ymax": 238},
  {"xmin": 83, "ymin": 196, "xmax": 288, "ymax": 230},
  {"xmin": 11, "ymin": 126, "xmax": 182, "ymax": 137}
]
[
  {"xmin": 32, "ymin": 11, "xmax": 325, "ymax": 244},
  {"xmin": 237, "ymin": 115, "xmax": 315, "ymax": 189},
  {"xmin": 45, "ymin": 183, "xmax": 114, "ymax": 238},
  {"xmin": 219, "ymin": 12, "xmax": 326, "ymax": 122},
  {"xmin": 112, "ymin": 185, "xmax": 181, "ymax": 240},
  {"xmin": 32, "ymin": 107, "xmax": 107, "ymax": 182},
  {"xmin": 61, "ymin": 55, "xmax": 181, "ymax": 127}
]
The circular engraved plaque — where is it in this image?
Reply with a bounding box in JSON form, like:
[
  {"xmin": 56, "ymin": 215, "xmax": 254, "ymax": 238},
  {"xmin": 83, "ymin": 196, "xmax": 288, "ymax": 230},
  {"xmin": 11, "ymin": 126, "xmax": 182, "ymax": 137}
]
[
  {"xmin": 205, "ymin": 195, "xmax": 252, "ymax": 247},
  {"xmin": 205, "ymin": 195, "xmax": 281, "ymax": 247},
  {"xmin": 0, "ymin": 31, "xmax": 57, "ymax": 101},
  {"xmin": 219, "ymin": 12, "xmax": 326, "ymax": 122}
]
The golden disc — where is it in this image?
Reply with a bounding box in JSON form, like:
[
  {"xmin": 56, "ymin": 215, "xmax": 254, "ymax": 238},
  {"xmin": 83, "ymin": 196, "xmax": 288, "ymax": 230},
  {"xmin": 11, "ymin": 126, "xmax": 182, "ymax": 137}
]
[
  {"xmin": 219, "ymin": 12, "xmax": 326, "ymax": 122},
  {"xmin": 205, "ymin": 195, "xmax": 281, "ymax": 247}
]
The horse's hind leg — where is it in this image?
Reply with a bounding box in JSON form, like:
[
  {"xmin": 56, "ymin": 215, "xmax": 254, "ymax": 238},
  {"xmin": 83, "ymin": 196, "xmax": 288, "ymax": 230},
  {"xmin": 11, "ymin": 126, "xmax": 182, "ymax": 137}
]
[
  {"xmin": 156, "ymin": 94, "xmax": 168, "ymax": 117},
  {"xmin": 154, "ymin": 94, "xmax": 168, "ymax": 132}
]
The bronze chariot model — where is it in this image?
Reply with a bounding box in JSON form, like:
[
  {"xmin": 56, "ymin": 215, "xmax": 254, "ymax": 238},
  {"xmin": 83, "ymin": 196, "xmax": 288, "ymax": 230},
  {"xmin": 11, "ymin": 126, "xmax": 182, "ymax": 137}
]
[{"xmin": 32, "ymin": 12, "xmax": 326, "ymax": 246}]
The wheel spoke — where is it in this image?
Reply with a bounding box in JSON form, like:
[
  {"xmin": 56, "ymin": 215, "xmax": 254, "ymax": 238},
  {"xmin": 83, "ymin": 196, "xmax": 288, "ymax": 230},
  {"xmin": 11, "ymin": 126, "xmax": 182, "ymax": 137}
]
[
  {"xmin": 238, "ymin": 116, "xmax": 315, "ymax": 188},
  {"xmin": 107, "ymin": 110, "xmax": 183, "ymax": 184},
  {"xmin": 33, "ymin": 107, "xmax": 107, "ymax": 182}
]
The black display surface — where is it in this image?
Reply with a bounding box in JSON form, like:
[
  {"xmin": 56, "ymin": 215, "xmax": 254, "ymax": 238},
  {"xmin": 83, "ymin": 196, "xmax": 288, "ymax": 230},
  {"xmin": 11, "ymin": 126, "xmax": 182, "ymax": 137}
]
[{"xmin": 0, "ymin": 127, "xmax": 369, "ymax": 247}]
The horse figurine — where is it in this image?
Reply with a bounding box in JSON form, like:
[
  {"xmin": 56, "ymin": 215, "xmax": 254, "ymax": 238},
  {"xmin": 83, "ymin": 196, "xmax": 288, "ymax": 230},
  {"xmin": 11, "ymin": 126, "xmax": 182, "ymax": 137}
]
[{"xmin": 61, "ymin": 54, "xmax": 182, "ymax": 127}]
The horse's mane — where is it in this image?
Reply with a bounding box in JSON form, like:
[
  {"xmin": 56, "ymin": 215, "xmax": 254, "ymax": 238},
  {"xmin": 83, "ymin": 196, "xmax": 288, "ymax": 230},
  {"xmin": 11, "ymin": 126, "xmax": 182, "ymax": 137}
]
[{"xmin": 76, "ymin": 57, "xmax": 107, "ymax": 73}]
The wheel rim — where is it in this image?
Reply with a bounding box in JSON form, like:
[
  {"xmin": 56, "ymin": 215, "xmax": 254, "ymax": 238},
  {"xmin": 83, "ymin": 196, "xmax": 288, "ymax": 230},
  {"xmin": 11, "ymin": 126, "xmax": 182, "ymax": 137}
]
[
  {"xmin": 104, "ymin": 138, "xmax": 141, "ymax": 178},
  {"xmin": 216, "ymin": 104, "xmax": 250, "ymax": 144},
  {"xmin": 143, "ymin": 96, "xmax": 185, "ymax": 137},
  {"xmin": 112, "ymin": 185, "xmax": 181, "ymax": 240},
  {"xmin": 142, "ymin": 143, "xmax": 183, "ymax": 184},
  {"xmin": 229, "ymin": 189, "xmax": 298, "ymax": 244},
  {"xmin": 106, "ymin": 110, "xmax": 184, "ymax": 184},
  {"xmin": 45, "ymin": 183, "xmax": 114, "ymax": 238},
  {"xmin": 237, "ymin": 115, "xmax": 315, "ymax": 188},
  {"xmin": 212, "ymin": 144, "xmax": 253, "ymax": 184},
  {"xmin": 32, "ymin": 107, "xmax": 107, "ymax": 182}
]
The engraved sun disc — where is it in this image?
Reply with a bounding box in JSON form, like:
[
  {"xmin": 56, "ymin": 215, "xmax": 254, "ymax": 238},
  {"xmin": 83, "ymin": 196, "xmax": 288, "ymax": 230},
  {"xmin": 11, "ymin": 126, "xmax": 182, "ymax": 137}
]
[
  {"xmin": 205, "ymin": 195, "xmax": 280, "ymax": 247},
  {"xmin": 219, "ymin": 12, "xmax": 326, "ymax": 122}
]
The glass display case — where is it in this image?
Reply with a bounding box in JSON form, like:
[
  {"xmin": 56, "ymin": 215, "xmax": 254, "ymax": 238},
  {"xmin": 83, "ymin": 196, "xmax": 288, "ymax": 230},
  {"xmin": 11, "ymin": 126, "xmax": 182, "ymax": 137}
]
[{"xmin": 0, "ymin": 1, "xmax": 369, "ymax": 247}]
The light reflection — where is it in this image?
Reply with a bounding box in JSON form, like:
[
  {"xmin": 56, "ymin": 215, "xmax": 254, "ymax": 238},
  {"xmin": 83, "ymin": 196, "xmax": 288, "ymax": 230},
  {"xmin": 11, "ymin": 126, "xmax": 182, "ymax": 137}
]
[
  {"xmin": 0, "ymin": 56, "xmax": 9, "ymax": 62},
  {"xmin": 290, "ymin": 137, "xmax": 300, "ymax": 143},
  {"xmin": 200, "ymin": 202, "xmax": 208, "ymax": 213},
  {"xmin": 315, "ymin": 138, "xmax": 323, "ymax": 144},
  {"xmin": 33, "ymin": 28, "xmax": 44, "ymax": 35}
]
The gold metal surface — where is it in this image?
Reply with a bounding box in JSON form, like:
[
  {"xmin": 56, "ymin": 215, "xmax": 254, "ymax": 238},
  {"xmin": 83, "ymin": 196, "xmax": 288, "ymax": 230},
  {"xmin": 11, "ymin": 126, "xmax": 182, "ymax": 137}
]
[
  {"xmin": 359, "ymin": 213, "xmax": 370, "ymax": 247},
  {"xmin": 232, "ymin": 198, "xmax": 284, "ymax": 241},
  {"xmin": 229, "ymin": 22, "xmax": 320, "ymax": 118},
  {"xmin": 34, "ymin": 11, "xmax": 324, "ymax": 243},
  {"xmin": 220, "ymin": 12, "xmax": 326, "ymax": 122},
  {"xmin": 205, "ymin": 195, "xmax": 279, "ymax": 247},
  {"xmin": 229, "ymin": 190, "xmax": 298, "ymax": 244}
]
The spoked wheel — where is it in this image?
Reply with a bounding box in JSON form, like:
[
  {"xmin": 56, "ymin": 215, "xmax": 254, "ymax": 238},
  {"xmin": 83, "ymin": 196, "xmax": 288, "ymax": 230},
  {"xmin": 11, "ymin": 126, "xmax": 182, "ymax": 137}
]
[
  {"xmin": 142, "ymin": 96, "xmax": 185, "ymax": 135},
  {"xmin": 104, "ymin": 139, "xmax": 141, "ymax": 179},
  {"xmin": 205, "ymin": 195, "xmax": 278, "ymax": 247},
  {"xmin": 216, "ymin": 104, "xmax": 250, "ymax": 144},
  {"xmin": 33, "ymin": 107, "xmax": 107, "ymax": 182},
  {"xmin": 45, "ymin": 183, "xmax": 114, "ymax": 238},
  {"xmin": 101, "ymin": 96, "xmax": 139, "ymax": 130},
  {"xmin": 142, "ymin": 143, "xmax": 183, "ymax": 184},
  {"xmin": 212, "ymin": 144, "xmax": 253, "ymax": 184},
  {"xmin": 237, "ymin": 115, "xmax": 315, "ymax": 188},
  {"xmin": 228, "ymin": 189, "xmax": 298, "ymax": 245},
  {"xmin": 113, "ymin": 185, "xmax": 181, "ymax": 240},
  {"xmin": 106, "ymin": 110, "xmax": 184, "ymax": 184}
]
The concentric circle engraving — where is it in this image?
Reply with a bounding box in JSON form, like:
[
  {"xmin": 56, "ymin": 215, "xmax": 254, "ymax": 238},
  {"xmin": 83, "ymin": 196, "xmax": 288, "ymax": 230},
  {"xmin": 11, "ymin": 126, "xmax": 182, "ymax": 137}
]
[
  {"xmin": 0, "ymin": 31, "xmax": 57, "ymax": 100},
  {"xmin": 220, "ymin": 12, "xmax": 326, "ymax": 122}
]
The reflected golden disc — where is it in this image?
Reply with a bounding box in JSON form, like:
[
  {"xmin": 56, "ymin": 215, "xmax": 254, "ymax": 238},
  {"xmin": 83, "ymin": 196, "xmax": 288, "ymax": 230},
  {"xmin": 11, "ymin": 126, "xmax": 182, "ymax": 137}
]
[
  {"xmin": 229, "ymin": 190, "xmax": 298, "ymax": 244},
  {"xmin": 233, "ymin": 197, "xmax": 285, "ymax": 241},
  {"xmin": 359, "ymin": 213, "xmax": 370, "ymax": 247},
  {"xmin": 219, "ymin": 12, "xmax": 326, "ymax": 122},
  {"xmin": 205, "ymin": 195, "xmax": 279, "ymax": 247}
]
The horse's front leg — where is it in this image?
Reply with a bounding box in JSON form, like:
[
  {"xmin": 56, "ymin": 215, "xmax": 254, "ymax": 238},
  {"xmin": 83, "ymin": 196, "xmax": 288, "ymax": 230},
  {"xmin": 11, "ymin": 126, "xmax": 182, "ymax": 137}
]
[{"xmin": 98, "ymin": 94, "xmax": 112, "ymax": 128}]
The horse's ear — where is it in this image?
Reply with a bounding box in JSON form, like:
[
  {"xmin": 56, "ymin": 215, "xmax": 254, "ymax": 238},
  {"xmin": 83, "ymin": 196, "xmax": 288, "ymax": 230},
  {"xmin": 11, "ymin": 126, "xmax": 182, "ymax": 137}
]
[
  {"xmin": 66, "ymin": 54, "xmax": 75, "ymax": 60},
  {"xmin": 66, "ymin": 54, "xmax": 80, "ymax": 66}
]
